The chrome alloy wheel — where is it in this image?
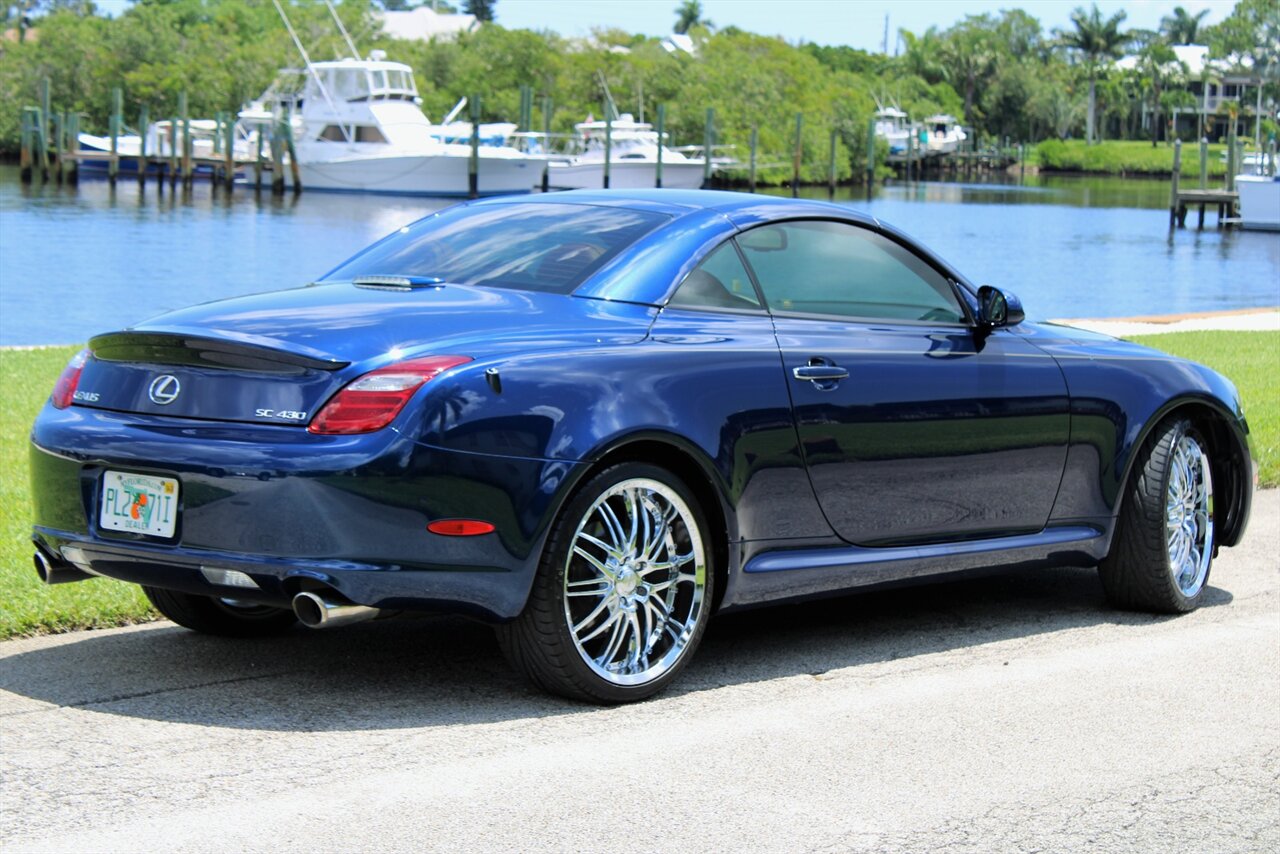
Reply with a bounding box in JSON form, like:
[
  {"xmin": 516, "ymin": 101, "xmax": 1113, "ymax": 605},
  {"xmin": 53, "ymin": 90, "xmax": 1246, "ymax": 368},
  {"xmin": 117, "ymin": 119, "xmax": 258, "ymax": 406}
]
[
  {"xmin": 562, "ymin": 478, "xmax": 707, "ymax": 686},
  {"xmin": 1165, "ymin": 434, "xmax": 1214, "ymax": 597}
]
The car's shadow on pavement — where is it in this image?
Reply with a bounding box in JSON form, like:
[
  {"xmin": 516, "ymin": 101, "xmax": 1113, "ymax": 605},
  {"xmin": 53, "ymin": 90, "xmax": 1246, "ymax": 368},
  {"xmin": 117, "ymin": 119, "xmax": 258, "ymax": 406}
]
[{"xmin": 1, "ymin": 566, "xmax": 1232, "ymax": 731}]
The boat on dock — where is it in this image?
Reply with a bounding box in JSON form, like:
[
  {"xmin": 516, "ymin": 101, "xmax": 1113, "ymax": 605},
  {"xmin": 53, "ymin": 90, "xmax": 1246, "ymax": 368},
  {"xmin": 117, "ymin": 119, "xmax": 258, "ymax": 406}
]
[
  {"xmin": 873, "ymin": 106, "xmax": 912, "ymax": 157},
  {"xmin": 546, "ymin": 114, "xmax": 708, "ymax": 190},
  {"xmin": 77, "ymin": 121, "xmax": 252, "ymax": 179},
  {"xmin": 922, "ymin": 114, "xmax": 966, "ymax": 155},
  {"xmin": 1235, "ymin": 174, "xmax": 1280, "ymax": 231},
  {"xmin": 255, "ymin": 54, "xmax": 544, "ymax": 197}
]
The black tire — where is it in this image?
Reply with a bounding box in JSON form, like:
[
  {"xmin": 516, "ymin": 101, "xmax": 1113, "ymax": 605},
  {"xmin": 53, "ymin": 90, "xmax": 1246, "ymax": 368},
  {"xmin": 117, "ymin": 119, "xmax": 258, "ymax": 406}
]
[
  {"xmin": 1098, "ymin": 416, "xmax": 1215, "ymax": 614},
  {"xmin": 496, "ymin": 462, "xmax": 716, "ymax": 704},
  {"xmin": 142, "ymin": 586, "xmax": 298, "ymax": 637}
]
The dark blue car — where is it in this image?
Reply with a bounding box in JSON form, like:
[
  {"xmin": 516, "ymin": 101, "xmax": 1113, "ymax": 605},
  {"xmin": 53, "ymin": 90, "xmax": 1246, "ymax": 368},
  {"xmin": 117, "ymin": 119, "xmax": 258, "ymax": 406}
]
[{"xmin": 30, "ymin": 190, "xmax": 1253, "ymax": 703}]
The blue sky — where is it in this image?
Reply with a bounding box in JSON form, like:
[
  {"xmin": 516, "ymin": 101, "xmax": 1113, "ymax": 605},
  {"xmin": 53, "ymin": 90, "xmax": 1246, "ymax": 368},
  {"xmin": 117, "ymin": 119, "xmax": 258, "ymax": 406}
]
[
  {"xmin": 90, "ymin": 1, "xmax": 1238, "ymax": 52},
  {"xmin": 496, "ymin": 1, "xmax": 1236, "ymax": 49}
]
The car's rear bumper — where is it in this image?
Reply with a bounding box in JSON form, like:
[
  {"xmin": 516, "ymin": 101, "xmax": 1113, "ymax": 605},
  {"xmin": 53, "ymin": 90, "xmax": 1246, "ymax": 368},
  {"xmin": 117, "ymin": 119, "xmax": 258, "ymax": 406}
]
[{"xmin": 29, "ymin": 403, "xmax": 582, "ymax": 619}]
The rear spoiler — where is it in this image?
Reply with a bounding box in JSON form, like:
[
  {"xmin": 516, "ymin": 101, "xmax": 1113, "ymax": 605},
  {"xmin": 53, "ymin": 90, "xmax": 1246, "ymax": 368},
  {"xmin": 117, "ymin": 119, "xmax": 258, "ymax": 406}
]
[{"xmin": 89, "ymin": 331, "xmax": 350, "ymax": 375}]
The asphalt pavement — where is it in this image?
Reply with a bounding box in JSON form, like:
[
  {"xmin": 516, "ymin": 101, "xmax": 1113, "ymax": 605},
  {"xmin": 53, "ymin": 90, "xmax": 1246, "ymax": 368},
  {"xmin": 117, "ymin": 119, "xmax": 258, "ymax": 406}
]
[{"xmin": 2, "ymin": 490, "xmax": 1277, "ymax": 853}]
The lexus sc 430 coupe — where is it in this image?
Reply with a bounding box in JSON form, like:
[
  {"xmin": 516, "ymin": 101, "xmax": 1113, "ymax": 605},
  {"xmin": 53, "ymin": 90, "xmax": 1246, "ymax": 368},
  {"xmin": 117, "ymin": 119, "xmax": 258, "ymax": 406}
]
[{"xmin": 30, "ymin": 190, "xmax": 1253, "ymax": 703}]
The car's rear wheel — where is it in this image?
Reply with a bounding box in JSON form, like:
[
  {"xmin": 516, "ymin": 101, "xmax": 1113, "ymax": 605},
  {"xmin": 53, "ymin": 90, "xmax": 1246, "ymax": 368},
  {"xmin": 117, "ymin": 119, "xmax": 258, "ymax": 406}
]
[
  {"xmin": 497, "ymin": 463, "xmax": 714, "ymax": 704},
  {"xmin": 142, "ymin": 586, "xmax": 298, "ymax": 637},
  {"xmin": 1099, "ymin": 416, "xmax": 1215, "ymax": 613}
]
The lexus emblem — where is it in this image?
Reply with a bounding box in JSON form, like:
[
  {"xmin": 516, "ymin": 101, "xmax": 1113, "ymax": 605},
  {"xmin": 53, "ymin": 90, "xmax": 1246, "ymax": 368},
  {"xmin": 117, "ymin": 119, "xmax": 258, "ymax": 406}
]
[{"xmin": 148, "ymin": 375, "xmax": 181, "ymax": 405}]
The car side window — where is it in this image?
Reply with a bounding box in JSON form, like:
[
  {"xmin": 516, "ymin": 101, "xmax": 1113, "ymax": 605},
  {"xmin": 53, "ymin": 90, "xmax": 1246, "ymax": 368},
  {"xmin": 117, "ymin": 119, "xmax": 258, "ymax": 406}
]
[
  {"xmin": 737, "ymin": 220, "xmax": 965, "ymax": 324},
  {"xmin": 667, "ymin": 241, "xmax": 763, "ymax": 313}
]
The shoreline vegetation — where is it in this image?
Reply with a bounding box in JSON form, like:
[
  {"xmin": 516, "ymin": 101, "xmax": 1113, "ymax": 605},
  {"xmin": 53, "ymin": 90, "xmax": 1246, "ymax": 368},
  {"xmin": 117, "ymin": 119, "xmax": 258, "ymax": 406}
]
[
  {"xmin": 0, "ymin": 1, "xmax": 1275, "ymax": 188},
  {"xmin": 2, "ymin": 327, "xmax": 1277, "ymax": 638}
]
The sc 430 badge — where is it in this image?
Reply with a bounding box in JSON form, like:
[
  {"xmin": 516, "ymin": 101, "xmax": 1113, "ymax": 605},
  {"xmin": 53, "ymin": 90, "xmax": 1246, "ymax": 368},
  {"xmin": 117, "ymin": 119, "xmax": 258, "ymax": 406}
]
[{"xmin": 255, "ymin": 409, "xmax": 309, "ymax": 421}]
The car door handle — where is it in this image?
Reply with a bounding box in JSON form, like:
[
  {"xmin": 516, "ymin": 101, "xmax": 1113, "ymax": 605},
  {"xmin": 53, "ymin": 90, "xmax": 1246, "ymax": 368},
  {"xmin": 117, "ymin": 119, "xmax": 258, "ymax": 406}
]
[{"xmin": 792, "ymin": 365, "xmax": 849, "ymax": 382}]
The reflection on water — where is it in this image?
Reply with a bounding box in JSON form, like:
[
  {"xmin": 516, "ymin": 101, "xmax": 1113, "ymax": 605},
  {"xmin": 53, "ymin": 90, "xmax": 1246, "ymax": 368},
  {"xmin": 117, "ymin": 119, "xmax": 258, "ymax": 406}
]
[{"xmin": 2, "ymin": 167, "xmax": 1277, "ymax": 346}]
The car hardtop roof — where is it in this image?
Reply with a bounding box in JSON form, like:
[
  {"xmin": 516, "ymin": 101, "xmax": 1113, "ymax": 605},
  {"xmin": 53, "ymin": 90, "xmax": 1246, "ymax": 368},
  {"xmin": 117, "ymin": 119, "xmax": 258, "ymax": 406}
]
[{"xmin": 471, "ymin": 189, "xmax": 876, "ymax": 226}]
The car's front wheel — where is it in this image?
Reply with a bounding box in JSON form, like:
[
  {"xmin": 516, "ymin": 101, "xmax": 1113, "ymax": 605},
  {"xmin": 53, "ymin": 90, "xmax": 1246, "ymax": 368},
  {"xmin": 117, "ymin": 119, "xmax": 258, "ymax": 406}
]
[
  {"xmin": 497, "ymin": 463, "xmax": 714, "ymax": 703},
  {"xmin": 1099, "ymin": 416, "xmax": 1215, "ymax": 613},
  {"xmin": 142, "ymin": 587, "xmax": 298, "ymax": 637}
]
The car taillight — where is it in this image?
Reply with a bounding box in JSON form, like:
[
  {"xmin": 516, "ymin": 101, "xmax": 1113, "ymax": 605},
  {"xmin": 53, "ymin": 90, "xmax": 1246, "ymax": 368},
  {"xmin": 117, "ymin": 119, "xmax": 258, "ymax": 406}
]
[
  {"xmin": 308, "ymin": 355, "xmax": 471, "ymax": 435},
  {"xmin": 51, "ymin": 349, "xmax": 90, "ymax": 410}
]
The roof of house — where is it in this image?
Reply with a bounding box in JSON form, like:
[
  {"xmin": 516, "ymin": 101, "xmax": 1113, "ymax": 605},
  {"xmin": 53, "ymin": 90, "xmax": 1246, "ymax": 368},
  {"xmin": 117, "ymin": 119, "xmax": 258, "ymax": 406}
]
[{"xmin": 378, "ymin": 6, "xmax": 479, "ymax": 41}]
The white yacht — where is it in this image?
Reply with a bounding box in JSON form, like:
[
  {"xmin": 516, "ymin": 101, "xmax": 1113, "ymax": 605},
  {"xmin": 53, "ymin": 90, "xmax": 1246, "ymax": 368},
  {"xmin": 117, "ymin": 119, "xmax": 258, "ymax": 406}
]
[
  {"xmin": 262, "ymin": 55, "xmax": 544, "ymax": 196},
  {"xmin": 547, "ymin": 114, "xmax": 707, "ymax": 190},
  {"xmin": 922, "ymin": 114, "xmax": 967, "ymax": 155},
  {"xmin": 873, "ymin": 107, "xmax": 912, "ymax": 156}
]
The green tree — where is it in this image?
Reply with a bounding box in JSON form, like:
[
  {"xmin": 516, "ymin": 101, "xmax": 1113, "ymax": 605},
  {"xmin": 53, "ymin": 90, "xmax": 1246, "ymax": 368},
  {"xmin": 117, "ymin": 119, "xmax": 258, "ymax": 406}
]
[
  {"xmin": 896, "ymin": 27, "xmax": 947, "ymax": 85},
  {"xmin": 1057, "ymin": 4, "xmax": 1129, "ymax": 144},
  {"xmin": 1160, "ymin": 6, "xmax": 1210, "ymax": 45},
  {"xmin": 674, "ymin": 0, "xmax": 710, "ymax": 35},
  {"xmin": 463, "ymin": 0, "xmax": 494, "ymax": 23},
  {"xmin": 938, "ymin": 16, "xmax": 1000, "ymax": 126},
  {"xmin": 1136, "ymin": 41, "xmax": 1185, "ymax": 144},
  {"xmin": 1203, "ymin": 0, "xmax": 1280, "ymax": 89}
]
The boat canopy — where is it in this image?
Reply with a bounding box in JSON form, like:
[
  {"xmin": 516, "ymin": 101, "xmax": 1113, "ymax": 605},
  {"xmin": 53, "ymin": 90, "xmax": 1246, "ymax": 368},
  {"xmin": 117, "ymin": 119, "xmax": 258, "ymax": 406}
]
[{"xmin": 303, "ymin": 59, "xmax": 420, "ymax": 104}]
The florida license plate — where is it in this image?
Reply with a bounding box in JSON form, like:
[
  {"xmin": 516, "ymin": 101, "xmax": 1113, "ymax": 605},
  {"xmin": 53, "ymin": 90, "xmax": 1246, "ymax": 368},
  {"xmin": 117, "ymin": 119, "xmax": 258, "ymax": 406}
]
[{"xmin": 99, "ymin": 471, "xmax": 179, "ymax": 538}]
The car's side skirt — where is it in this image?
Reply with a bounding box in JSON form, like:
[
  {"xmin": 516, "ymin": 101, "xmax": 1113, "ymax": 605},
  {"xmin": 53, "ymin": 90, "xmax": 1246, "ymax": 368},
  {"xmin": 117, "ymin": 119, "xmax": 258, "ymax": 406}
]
[{"xmin": 724, "ymin": 525, "xmax": 1110, "ymax": 610}]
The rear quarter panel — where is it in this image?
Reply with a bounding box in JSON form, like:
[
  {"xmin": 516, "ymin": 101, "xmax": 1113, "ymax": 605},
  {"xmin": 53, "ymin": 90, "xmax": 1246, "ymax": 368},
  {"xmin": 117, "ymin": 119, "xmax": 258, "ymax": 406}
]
[{"xmin": 1026, "ymin": 324, "xmax": 1251, "ymax": 543}]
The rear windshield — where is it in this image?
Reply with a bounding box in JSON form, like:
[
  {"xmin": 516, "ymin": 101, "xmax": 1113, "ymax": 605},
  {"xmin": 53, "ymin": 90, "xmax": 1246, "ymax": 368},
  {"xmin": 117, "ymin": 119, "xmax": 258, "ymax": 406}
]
[{"xmin": 321, "ymin": 202, "xmax": 669, "ymax": 294}]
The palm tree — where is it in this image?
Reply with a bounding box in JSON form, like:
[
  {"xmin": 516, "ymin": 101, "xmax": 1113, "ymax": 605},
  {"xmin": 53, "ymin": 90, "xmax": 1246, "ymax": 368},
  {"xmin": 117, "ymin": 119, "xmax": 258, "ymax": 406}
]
[
  {"xmin": 898, "ymin": 27, "xmax": 947, "ymax": 85},
  {"xmin": 674, "ymin": 1, "xmax": 711, "ymax": 35},
  {"xmin": 939, "ymin": 30, "xmax": 998, "ymax": 126},
  {"xmin": 1058, "ymin": 4, "xmax": 1129, "ymax": 145},
  {"xmin": 1160, "ymin": 6, "xmax": 1210, "ymax": 45}
]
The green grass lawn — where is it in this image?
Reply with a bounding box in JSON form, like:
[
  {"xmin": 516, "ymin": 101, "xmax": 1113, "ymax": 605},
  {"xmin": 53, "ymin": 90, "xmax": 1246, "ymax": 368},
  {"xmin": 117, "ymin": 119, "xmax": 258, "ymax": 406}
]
[
  {"xmin": 1129, "ymin": 330, "xmax": 1280, "ymax": 489},
  {"xmin": 1034, "ymin": 139, "xmax": 1239, "ymax": 177},
  {"xmin": 0, "ymin": 346, "xmax": 154, "ymax": 638},
  {"xmin": 1, "ymin": 330, "xmax": 1276, "ymax": 638}
]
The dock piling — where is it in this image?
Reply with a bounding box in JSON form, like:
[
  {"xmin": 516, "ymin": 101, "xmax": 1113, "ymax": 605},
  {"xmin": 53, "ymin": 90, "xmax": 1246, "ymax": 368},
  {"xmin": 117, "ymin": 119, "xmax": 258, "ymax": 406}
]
[
  {"xmin": 19, "ymin": 107, "xmax": 32, "ymax": 182},
  {"xmin": 469, "ymin": 93, "xmax": 480, "ymax": 198},
  {"xmin": 1226, "ymin": 121, "xmax": 1237, "ymax": 195},
  {"xmin": 603, "ymin": 110, "xmax": 612, "ymax": 189},
  {"xmin": 864, "ymin": 117, "xmax": 875, "ymax": 196},
  {"xmin": 254, "ymin": 127, "xmax": 264, "ymax": 190},
  {"xmin": 1170, "ymin": 139, "xmax": 1182, "ymax": 228},
  {"xmin": 541, "ymin": 96, "xmax": 552, "ymax": 193},
  {"xmin": 224, "ymin": 113, "xmax": 235, "ymax": 191},
  {"xmin": 137, "ymin": 104, "xmax": 148, "ymax": 185},
  {"xmin": 1197, "ymin": 136, "xmax": 1208, "ymax": 227},
  {"xmin": 39, "ymin": 77, "xmax": 51, "ymax": 180},
  {"xmin": 655, "ymin": 104, "xmax": 665, "ymax": 188},
  {"xmin": 284, "ymin": 119, "xmax": 300, "ymax": 193},
  {"xmin": 270, "ymin": 118, "xmax": 285, "ymax": 195},
  {"xmin": 179, "ymin": 92, "xmax": 192, "ymax": 187},
  {"xmin": 52, "ymin": 112, "xmax": 64, "ymax": 183},
  {"xmin": 166, "ymin": 115, "xmax": 177, "ymax": 186},
  {"xmin": 108, "ymin": 87, "xmax": 122, "ymax": 185},
  {"xmin": 66, "ymin": 112, "xmax": 78, "ymax": 185}
]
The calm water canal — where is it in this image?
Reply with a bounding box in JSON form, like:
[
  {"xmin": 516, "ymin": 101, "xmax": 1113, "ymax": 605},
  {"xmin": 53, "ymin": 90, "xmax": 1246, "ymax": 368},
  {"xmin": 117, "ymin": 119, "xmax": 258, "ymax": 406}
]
[{"xmin": 1, "ymin": 165, "xmax": 1276, "ymax": 346}]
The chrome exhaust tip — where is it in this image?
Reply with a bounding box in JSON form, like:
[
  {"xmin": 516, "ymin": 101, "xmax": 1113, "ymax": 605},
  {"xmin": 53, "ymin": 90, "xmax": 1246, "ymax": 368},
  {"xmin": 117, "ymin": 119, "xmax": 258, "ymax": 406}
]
[
  {"xmin": 292, "ymin": 591, "xmax": 381, "ymax": 629},
  {"xmin": 33, "ymin": 549, "xmax": 92, "ymax": 585}
]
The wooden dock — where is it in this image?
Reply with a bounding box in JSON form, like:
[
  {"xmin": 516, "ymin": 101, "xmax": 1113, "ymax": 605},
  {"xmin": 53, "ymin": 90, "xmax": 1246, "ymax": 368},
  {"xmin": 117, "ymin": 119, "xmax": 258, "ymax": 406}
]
[
  {"xmin": 1167, "ymin": 135, "xmax": 1252, "ymax": 229},
  {"xmin": 1172, "ymin": 187, "xmax": 1239, "ymax": 228}
]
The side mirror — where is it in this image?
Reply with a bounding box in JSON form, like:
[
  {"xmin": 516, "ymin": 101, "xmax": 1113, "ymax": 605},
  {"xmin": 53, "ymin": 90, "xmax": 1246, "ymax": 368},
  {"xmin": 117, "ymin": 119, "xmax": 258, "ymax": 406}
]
[{"xmin": 977, "ymin": 285, "xmax": 1025, "ymax": 327}]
